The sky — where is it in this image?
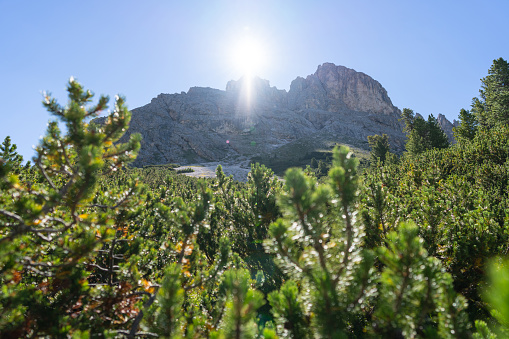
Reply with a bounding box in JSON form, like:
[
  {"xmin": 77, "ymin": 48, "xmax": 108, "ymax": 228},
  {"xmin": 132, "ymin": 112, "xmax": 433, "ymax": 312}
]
[{"xmin": 1, "ymin": 0, "xmax": 508, "ymax": 161}]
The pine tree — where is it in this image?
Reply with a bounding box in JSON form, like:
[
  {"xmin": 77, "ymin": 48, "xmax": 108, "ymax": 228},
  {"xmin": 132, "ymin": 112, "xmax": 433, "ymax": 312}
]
[
  {"xmin": 478, "ymin": 259, "xmax": 509, "ymax": 337},
  {"xmin": 310, "ymin": 157, "xmax": 318, "ymax": 169},
  {"xmin": 400, "ymin": 108, "xmax": 415, "ymax": 134},
  {"xmin": 317, "ymin": 159, "xmax": 328, "ymax": 177},
  {"xmin": 0, "ymin": 78, "xmax": 142, "ymax": 336},
  {"xmin": 454, "ymin": 108, "xmax": 478, "ymax": 140},
  {"xmin": 367, "ymin": 133, "xmax": 390, "ymax": 164},
  {"xmin": 0, "ymin": 136, "xmax": 24, "ymax": 173},
  {"xmin": 473, "ymin": 58, "xmax": 509, "ymax": 128},
  {"xmin": 213, "ymin": 269, "xmax": 266, "ymax": 338},
  {"xmin": 374, "ymin": 223, "xmax": 470, "ymax": 337},
  {"xmin": 401, "ymin": 109, "xmax": 449, "ymax": 155},
  {"xmin": 265, "ymin": 146, "xmax": 470, "ymax": 337},
  {"xmin": 426, "ymin": 114, "xmax": 450, "ymax": 149}
]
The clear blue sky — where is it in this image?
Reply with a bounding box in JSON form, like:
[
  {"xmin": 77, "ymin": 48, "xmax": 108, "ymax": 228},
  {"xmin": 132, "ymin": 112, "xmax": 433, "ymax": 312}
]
[{"xmin": 1, "ymin": 0, "xmax": 508, "ymax": 161}]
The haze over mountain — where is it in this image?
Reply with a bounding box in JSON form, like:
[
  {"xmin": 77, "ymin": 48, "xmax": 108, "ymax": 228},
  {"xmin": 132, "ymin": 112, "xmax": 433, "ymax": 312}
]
[{"xmin": 100, "ymin": 63, "xmax": 456, "ymax": 167}]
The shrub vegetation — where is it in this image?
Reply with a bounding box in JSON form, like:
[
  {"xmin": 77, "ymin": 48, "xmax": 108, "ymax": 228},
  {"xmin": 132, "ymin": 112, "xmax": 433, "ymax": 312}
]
[{"xmin": 1, "ymin": 58, "xmax": 509, "ymax": 337}]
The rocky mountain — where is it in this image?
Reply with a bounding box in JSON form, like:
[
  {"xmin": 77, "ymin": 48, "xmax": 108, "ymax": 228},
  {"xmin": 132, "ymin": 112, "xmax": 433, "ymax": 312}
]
[
  {"xmin": 99, "ymin": 63, "xmax": 454, "ymax": 168},
  {"xmin": 438, "ymin": 113, "xmax": 459, "ymax": 143}
]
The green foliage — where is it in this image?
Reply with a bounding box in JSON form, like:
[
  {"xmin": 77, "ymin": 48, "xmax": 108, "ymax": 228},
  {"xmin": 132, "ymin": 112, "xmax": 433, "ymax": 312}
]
[
  {"xmin": 375, "ymin": 222, "xmax": 469, "ymax": 338},
  {"xmin": 265, "ymin": 146, "xmax": 469, "ymax": 337},
  {"xmin": 317, "ymin": 159, "xmax": 328, "ymax": 177},
  {"xmin": 426, "ymin": 114, "xmax": 450, "ymax": 149},
  {"xmin": 267, "ymin": 280, "xmax": 311, "ymax": 338},
  {"xmin": 479, "ymin": 258, "xmax": 509, "ymax": 337},
  {"xmin": 0, "ymin": 136, "xmax": 24, "ymax": 173},
  {"xmin": 310, "ymin": 157, "xmax": 318, "ymax": 169},
  {"xmin": 454, "ymin": 108, "xmax": 478, "ymax": 141},
  {"xmin": 1, "ymin": 81, "xmax": 242, "ymax": 338},
  {"xmin": 0, "ymin": 79, "xmax": 141, "ymax": 336},
  {"xmin": 401, "ymin": 108, "xmax": 450, "ymax": 155},
  {"xmin": 362, "ymin": 119, "xmax": 509, "ymax": 322},
  {"xmin": 367, "ymin": 133, "xmax": 390, "ymax": 164},
  {"xmin": 176, "ymin": 167, "xmax": 194, "ymax": 174},
  {"xmin": 467, "ymin": 258, "xmax": 509, "ymax": 338},
  {"xmin": 474, "ymin": 58, "xmax": 509, "ymax": 129},
  {"xmin": 145, "ymin": 264, "xmax": 185, "ymax": 337},
  {"xmin": 361, "ymin": 167, "xmax": 400, "ymax": 248},
  {"xmin": 204, "ymin": 163, "xmax": 284, "ymax": 299},
  {"xmin": 474, "ymin": 320, "xmax": 498, "ymax": 339},
  {"xmin": 212, "ymin": 269, "xmax": 266, "ymax": 338},
  {"xmin": 4, "ymin": 61, "xmax": 509, "ymax": 337},
  {"xmin": 265, "ymin": 146, "xmax": 376, "ymax": 337}
]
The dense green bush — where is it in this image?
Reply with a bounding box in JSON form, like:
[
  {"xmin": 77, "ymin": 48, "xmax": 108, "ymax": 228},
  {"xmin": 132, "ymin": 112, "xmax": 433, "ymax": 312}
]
[
  {"xmin": 362, "ymin": 123, "xmax": 509, "ymax": 321},
  {"xmin": 2, "ymin": 58, "xmax": 509, "ymax": 337}
]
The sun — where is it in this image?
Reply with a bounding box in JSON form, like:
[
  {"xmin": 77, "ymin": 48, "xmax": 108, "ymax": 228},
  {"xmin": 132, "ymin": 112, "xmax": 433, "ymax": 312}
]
[{"xmin": 232, "ymin": 36, "xmax": 267, "ymax": 77}]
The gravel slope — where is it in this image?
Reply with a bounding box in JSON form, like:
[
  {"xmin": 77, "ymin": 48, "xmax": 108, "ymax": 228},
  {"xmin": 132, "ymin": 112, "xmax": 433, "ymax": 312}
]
[{"xmin": 174, "ymin": 161, "xmax": 251, "ymax": 182}]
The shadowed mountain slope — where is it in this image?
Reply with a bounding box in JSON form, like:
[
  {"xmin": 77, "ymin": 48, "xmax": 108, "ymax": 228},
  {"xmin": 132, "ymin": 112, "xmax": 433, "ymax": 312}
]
[{"xmin": 97, "ymin": 63, "xmax": 455, "ymax": 168}]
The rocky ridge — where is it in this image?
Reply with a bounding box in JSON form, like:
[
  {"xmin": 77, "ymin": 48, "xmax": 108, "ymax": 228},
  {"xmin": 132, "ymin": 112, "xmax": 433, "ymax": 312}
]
[
  {"xmin": 101, "ymin": 63, "xmax": 455, "ymax": 168},
  {"xmin": 438, "ymin": 114, "xmax": 459, "ymax": 143}
]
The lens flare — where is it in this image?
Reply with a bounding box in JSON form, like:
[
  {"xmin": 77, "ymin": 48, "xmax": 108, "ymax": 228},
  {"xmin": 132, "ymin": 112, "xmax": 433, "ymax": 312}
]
[{"xmin": 232, "ymin": 36, "xmax": 267, "ymax": 77}]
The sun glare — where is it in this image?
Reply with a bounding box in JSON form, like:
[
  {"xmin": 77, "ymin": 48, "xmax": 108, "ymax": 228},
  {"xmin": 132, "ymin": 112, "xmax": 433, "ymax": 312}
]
[{"xmin": 232, "ymin": 36, "xmax": 267, "ymax": 77}]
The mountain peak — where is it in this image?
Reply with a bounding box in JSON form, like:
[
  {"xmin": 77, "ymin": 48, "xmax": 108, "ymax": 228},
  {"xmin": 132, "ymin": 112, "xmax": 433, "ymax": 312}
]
[
  {"xmin": 287, "ymin": 63, "xmax": 399, "ymax": 115},
  {"xmin": 225, "ymin": 75, "xmax": 272, "ymax": 92},
  {"xmin": 109, "ymin": 64, "xmax": 406, "ymax": 167}
]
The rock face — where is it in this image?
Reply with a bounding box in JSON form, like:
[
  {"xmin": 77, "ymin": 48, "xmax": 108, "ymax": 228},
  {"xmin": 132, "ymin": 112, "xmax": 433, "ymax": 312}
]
[
  {"xmin": 438, "ymin": 113, "xmax": 459, "ymax": 143},
  {"xmin": 98, "ymin": 63, "xmax": 455, "ymax": 167},
  {"xmin": 288, "ymin": 63, "xmax": 399, "ymax": 115}
]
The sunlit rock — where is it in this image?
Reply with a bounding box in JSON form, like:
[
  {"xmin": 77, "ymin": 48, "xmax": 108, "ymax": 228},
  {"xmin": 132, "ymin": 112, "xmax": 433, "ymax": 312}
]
[{"xmin": 95, "ymin": 63, "xmax": 455, "ymax": 167}]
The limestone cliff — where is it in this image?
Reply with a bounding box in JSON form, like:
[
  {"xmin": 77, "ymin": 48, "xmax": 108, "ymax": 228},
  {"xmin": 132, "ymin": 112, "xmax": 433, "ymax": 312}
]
[
  {"xmin": 288, "ymin": 63, "xmax": 398, "ymax": 115},
  {"xmin": 438, "ymin": 113, "xmax": 459, "ymax": 143},
  {"xmin": 96, "ymin": 63, "xmax": 454, "ymax": 167}
]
